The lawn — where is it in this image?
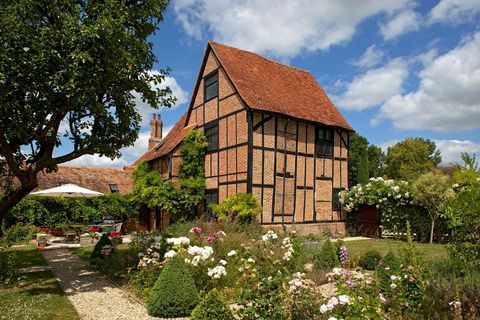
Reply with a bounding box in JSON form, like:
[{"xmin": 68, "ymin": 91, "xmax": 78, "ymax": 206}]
[
  {"xmin": 343, "ymin": 238, "xmax": 449, "ymax": 263},
  {"xmin": 0, "ymin": 245, "xmax": 79, "ymax": 320}
]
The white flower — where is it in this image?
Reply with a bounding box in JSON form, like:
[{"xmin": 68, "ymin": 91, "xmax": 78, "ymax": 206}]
[
  {"xmin": 227, "ymin": 250, "xmax": 237, "ymax": 257},
  {"xmin": 219, "ymin": 259, "xmax": 227, "ymax": 266},
  {"xmin": 138, "ymin": 253, "xmax": 144, "ymax": 258},
  {"xmin": 449, "ymin": 301, "xmax": 462, "ymax": 309},
  {"xmin": 247, "ymin": 258, "xmax": 255, "ymax": 263},
  {"xmin": 166, "ymin": 237, "xmax": 190, "ymax": 246},
  {"xmin": 207, "ymin": 265, "xmax": 227, "ymax": 279},
  {"xmin": 390, "ymin": 283, "xmax": 397, "ymax": 289},
  {"xmin": 261, "ymin": 230, "xmax": 278, "ymax": 242},
  {"xmin": 164, "ymin": 250, "xmax": 176, "ymax": 258},
  {"xmin": 328, "ymin": 297, "xmax": 339, "ymax": 306},
  {"xmin": 338, "ymin": 295, "xmax": 350, "ymax": 305},
  {"xmin": 327, "ymin": 317, "xmax": 338, "ymax": 320},
  {"xmin": 390, "ymin": 275, "xmax": 398, "ymax": 281},
  {"xmin": 319, "ymin": 304, "xmax": 328, "ymax": 313}
]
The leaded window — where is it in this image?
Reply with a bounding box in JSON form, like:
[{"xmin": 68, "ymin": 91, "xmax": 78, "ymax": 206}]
[
  {"xmin": 204, "ymin": 71, "xmax": 218, "ymax": 102},
  {"xmin": 316, "ymin": 127, "xmax": 334, "ymax": 157}
]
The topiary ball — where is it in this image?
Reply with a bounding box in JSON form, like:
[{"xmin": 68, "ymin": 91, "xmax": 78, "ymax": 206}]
[
  {"xmin": 90, "ymin": 233, "xmax": 115, "ymax": 261},
  {"xmin": 359, "ymin": 249, "xmax": 382, "ymax": 270},
  {"xmin": 148, "ymin": 256, "xmax": 199, "ymax": 318},
  {"xmin": 190, "ymin": 290, "xmax": 235, "ymax": 320}
]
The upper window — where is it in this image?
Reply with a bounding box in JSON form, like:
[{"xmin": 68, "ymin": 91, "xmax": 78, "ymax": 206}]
[
  {"xmin": 204, "ymin": 71, "xmax": 218, "ymax": 102},
  {"xmin": 205, "ymin": 121, "xmax": 219, "ymax": 152},
  {"xmin": 109, "ymin": 184, "xmax": 119, "ymax": 193},
  {"xmin": 316, "ymin": 127, "xmax": 334, "ymax": 157}
]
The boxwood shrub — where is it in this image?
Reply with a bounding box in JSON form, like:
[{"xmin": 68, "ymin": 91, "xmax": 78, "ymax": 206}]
[
  {"xmin": 148, "ymin": 256, "xmax": 199, "ymax": 317},
  {"xmin": 359, "ymin": 249, "xmax": 382, "ymax": 270},
  {"xmin": 190, "ymin": 290, "xmax": 235, "ymax": 320},
  {"xmin": 314, "ymin": 239, "xmax": 339, "ymax": 269}
]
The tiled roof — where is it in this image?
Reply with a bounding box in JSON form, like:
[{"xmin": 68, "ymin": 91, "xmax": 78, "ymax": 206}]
[
  {"xmin": 35, "ymin": 165, "xmax": 134, "ymax": 194},
  {"xmin": 210, "ymin": 41, "xmax": 353, "ymax": 131},
  {"xmin": 133, "ymin": 113, "xmax": 195, "ymax": 165}
]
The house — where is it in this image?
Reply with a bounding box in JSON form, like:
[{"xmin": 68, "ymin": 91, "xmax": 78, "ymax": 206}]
[{"xmin": 135, "ymin": 41, "xmax": 353, "ymax": 235}]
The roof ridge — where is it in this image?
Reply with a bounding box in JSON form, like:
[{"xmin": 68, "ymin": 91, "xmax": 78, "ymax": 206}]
[{"xmin": 208, "ymin": 41, "xmax": 312, "ymax": 75}]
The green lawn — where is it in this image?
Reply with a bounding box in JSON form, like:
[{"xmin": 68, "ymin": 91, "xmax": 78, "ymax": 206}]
[
  {"xmin": 343, "ymin": 238, "xmax": 449, "ymax": 263},
  {"xmin": 0, "ymin": 245, "xmax": 79, "ymax": 320}
]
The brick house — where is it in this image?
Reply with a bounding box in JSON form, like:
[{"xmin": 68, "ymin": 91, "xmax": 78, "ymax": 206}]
[{"xmin": 135, "ymin": 42, "xmax": 353, "ymax": 235}]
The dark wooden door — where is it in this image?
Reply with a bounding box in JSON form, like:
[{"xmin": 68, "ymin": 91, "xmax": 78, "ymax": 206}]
[{"xmin": 359, "ymin": 205, "xmax": 381, "ymax": 237}]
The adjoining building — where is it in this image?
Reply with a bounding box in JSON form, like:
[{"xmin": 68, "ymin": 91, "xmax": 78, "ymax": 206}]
[{"xmin": 135, "ymin": 41, "xmax": 353, "ymax": 235}]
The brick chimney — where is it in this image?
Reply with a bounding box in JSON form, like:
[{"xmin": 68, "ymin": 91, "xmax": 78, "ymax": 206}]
[{"xmin": 148, "ymin": 113, "xmax": 163, "ymax": 150}]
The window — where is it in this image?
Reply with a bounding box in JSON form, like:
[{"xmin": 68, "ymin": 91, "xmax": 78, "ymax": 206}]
[
  {"xmin": 316, "ymin": 127, "xmax": 334, "ymax": 157},
  {"xmin": 205, "ymin": 121, "xmax": 219, "ymax": 152},
  {"xmin": 204, "ymin": 71, "xmax": 218, "ymax": 102},
  {"xmin": 205, "ymin": 189, "xmax": 218, "ymax": 220},
  {"xmin": 332, "ymin": 188, "xmax": 344, "ymax": 211},
  {"xmin": 109, "ymin": 184, "xmax": 119, "ymax": 193}
]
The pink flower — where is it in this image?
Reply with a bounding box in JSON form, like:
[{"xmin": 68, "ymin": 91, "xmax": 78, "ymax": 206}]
[{"xmin": 192, "ymin": 227, "xmax": 202, "ymax": 234}]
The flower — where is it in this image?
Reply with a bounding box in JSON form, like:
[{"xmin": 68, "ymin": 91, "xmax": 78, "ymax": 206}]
[
  {"xmin": 247, "ymin": 258, "xmax": 255, "ymax": 263},
  {"xmin": 207, "ymin": 265, "xmax": 227, "ymax": 279},
  {"xmin": 166, "ymin": 237, "xmax": 190, "ymax": 246},
  {"xmin": 190, "ymin": 227, "xmax": 202, "ymax": 234},
  {"xmin": 164, "ymin": 250, "xmax": 176, "ymax": 258},
  {"xmin": 338, "ymin": 295, "xmax": 350, "ymax": 305},
  {"xmin": 261, "ymin": 230, "xmax": 278, "ymax": 242},
  {"xmin": 390, "ymin": 275, "xmax": 398, "ymax": 281},
  {"xmin": 319, "ymin": 304, "xmax": 328, "ymax": 313},
  {"xmin": 390, "ymin": 283, "xmax": 397, "ymax": 289},
  {"xmin": 328, "ymin": 297, "xmax": 339, "ymax": 306},
  {"xmin": 449, "ymin": 301, "xmax": 462, "ymax": 309},
  {"xmin": 219, "ymin": 259, "xmax": 227, "ymax": 266},
  {"xmin": 227, "ymin": 250, "xmax": 237, "ymax": 257},
  {"xmin": 379, "ymin": 294, "xmax": 387, "ymax": 304},
  {"xmin": 327, "ymin": 317, "xmax": 338, "ymax": 320}
]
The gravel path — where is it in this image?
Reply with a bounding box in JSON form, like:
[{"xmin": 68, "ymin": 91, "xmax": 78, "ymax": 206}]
[{"xmin": 41, "ymin": 248, "xmax": 157, "ymax": 320}]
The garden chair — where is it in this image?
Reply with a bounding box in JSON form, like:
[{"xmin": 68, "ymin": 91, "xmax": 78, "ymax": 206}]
[
  {"xmin": 62, "ymin": 227, "xmax": 77, "ymax": 243},
  {"xmin": 112, "ymin": 223, "xmax": 122, "ymax": 234}
]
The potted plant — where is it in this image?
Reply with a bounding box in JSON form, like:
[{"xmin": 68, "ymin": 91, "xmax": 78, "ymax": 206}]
[{"xmin": 36, "ymin": 233, "xmax": 48, "ymax": 248}]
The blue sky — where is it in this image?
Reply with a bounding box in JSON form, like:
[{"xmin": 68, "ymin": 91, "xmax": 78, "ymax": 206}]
[{"xmin": 67, "ymin": 0, "xmax": 480, "ymax": 168}]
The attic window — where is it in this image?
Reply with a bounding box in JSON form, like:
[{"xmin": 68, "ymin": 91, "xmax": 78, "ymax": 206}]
[
  {"xmin": 205, "ymin": 121, "xmax": 219, "ymax": 152},
  {"xmin": 109, "ymin": 184, "xmax": 119, "ymax": 193},
  {"xmin": 316, "ymin": 127, "xmax": 334, "ymax": 157},
  {"xmin": 204, "ymin": 71, "xmax": 218, "ymax": 102}
]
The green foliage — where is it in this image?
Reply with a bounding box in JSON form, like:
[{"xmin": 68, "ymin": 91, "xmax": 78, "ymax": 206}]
[
  {"xmin": 5, "ymin": 194, "xmax": 137, "ymax": 229},
  {"xmin": 0, "ymin": 0, "xmax": 174, "ymax": 221},
  {"xmin": 190, "ymin": 290, "xmax": 235, "ymax": 320},
  {"xmin": 376, "ymin": 251, "xmax": 401, "ymax": 291},
  {"xmin": 358, "ymin": 249, "xmax": 382, "ymax": 270},
  {"xmin": 451, "ymin": 152, "xmax": 480, "ymax": 185},
  {"xmin": 349, "ymin": 133, "xmax": 385, "ymax": 186},
  {"xmin": 314, "ymin": 239, "xmax": 339, "ymax": 269},
  {"xmin": 385, "ymin": 137, "xmax": 441, "ymax": 181},
  {"xmin": 445, "ymin": 179, "xmax": 480, "ymax": 261},
  {"xmin": 210, "ymin": 193, "xmax": 262, "ymax": 224},
  {"xmin": 0, "ymin": 223, "xmax": 36, "ymax": 247},
  {"xmin": 131, "ymin": 130, "xmax": 206, "ymax": 220},
  {"xmin": 413, "ymin": 171, "xmax": 454, "ymax": 243},
  {"xmin": 148, "ymin": 257, "xmax": 199, "ymax": 317},
  {"xmin": 90, "ymin": 234, "xmax": 114, "ymax": 261}
]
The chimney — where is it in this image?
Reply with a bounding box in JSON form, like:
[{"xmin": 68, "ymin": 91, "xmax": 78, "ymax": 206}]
[{"xmin": 148, "ymin": 113, "xmax": 163, "ymax": 150}]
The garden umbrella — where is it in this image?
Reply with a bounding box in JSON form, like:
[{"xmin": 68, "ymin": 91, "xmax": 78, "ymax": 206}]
[{"xmin": 30, "ymin": 184, "xmax": 104, "ymax": 229}]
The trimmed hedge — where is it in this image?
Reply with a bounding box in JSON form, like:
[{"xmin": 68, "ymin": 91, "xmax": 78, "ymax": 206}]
[
  {"xmin": 90, "ymin": 234, "xmax": 114, "ymax": 261},
  {"xmin": 148, "ymin": 256, "xmax": 199, "ymax": 317},
  {"xmin": 190, "ymin": 290, "xmax": 235, "ymax": 320}
]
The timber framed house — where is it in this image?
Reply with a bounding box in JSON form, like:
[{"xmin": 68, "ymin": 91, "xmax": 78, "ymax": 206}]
[{"xmin": 135, "ymin": 42, "xmax": 353, "ymax": 235}]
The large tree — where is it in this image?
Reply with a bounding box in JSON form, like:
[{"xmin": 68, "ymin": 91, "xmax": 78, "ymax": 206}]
[
  {"xmin": 0, "ymin": 0, "xmax": 174, "ymax": 222},
  {"xmin": 349, "ymin": 133, "xmax": 385, "ymax": 186},
  {"xmin": 385, "ymin": 138, "xmax": 441, "ymax": 181}
]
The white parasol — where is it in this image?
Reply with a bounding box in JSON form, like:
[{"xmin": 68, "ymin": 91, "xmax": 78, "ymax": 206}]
[{"xmin": 31, "ymin": 184, "xmax": 104, "ymax": 198}]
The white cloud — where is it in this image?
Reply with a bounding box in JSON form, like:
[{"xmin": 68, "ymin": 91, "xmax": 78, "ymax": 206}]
[
  {"xmin": 374, "ymin": 32, "xmax": 480, "ymax": 132},
  {"xmin": 378, "ymin": 139, "xmax": 480, "ymax": 165},
  {"xmin": 334, "ymin": 58, "xmax": 408, "ymax": 110},
  {"xmin": 429, "ymin": 0, "xmax": 480, "ymax": 24},
  {"xmin": 134, "ymin": 72, "xmax": 188, "ymax": 127},
  {"xmin": 434, "ymin": 139, "xmax": 480, "ymax": 165},
  {"xmin": 380, "ymin": 9, "xmax": 421, "ymax": 40},
  {"xmin": 353, "ymin": 45, "xmax": 385, "ymax": 69},
  {"xmin": 66, "ymin": 154, "xmax": 128, "ymax": 168},
  {"xmin": 173, "ymin": 0, "xmax": 412, "ymax": 59}
]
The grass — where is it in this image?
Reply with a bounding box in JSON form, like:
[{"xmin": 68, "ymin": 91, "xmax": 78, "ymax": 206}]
[
  {"xmin": 0, "ymin": 271, "xmax": 79, "ymax": 320},
  {"xmin": 0, "ymin": 245, "xmax": 79, "ymax": 320},
  {"xmin": 343, "ymin": 238, "xmax": 449, "ymax": 263}
]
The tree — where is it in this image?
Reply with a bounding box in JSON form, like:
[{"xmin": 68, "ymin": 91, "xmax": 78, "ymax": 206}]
[
  {"xmin": 0, "ymin": 0, "xmax": 174, "ymax": 223},
  {"xmin": 412, "ymin": 171, "xmax": 453, "ymax": 243},
  {"xmin": 451, "ymin": 152, "xmax": 480, "ymax": 185},
  {"xmin": 385, "ymin": 138, "xmax": 441, "ymax": 181},
  {"xmin": 349, "ymin": 133, "xmax": 385, "ymax": 186}
]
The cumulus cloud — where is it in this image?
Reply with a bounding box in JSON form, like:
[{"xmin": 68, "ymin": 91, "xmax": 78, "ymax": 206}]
[
  {"xmin": 380, "ymin": 9, "xmax": 421, "ymax": 40},
  {"xmin": 352, "ymin": 45, "xmax": 385, "ymax": 69},
  {"xmin": 374, "ymin": 32, "xmax": 480, "ymax": 132},
  {"xmin": 378, "ymin": 139, "xmax": 480, "ymax": 165},
  {"xmin": 429, "ymin": 0, "xmax": 480, "ymax": 24},
  {"xmin": 173, "ymin": 0, "xmax": 412, "ymax": 59},
  {"xmin": 134, "ymin": 72, "xmax": 188, "ymax": 127},
  {"xmin": 334, "ymin": 58, "xmax": 408, "ymax": 110}
]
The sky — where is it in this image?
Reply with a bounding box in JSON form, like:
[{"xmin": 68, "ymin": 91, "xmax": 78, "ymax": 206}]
[{"xmin": 67, "ymin": 0, "xmax": 480, "ymax": 168}]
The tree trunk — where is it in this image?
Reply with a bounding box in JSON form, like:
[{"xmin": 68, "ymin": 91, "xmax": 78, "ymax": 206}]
[
  {"xmin": 430, "ymin": 218, "xmax": 435, "ymax": 244},
  {"xmin": 0, "ymin": 183, "xmax": 37, "ymax": 224}
]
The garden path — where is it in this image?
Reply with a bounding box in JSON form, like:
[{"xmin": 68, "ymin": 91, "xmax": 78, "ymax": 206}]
[{"xmin": 41, "ymin": 248, "xmax": 157, "ymax": 320}]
